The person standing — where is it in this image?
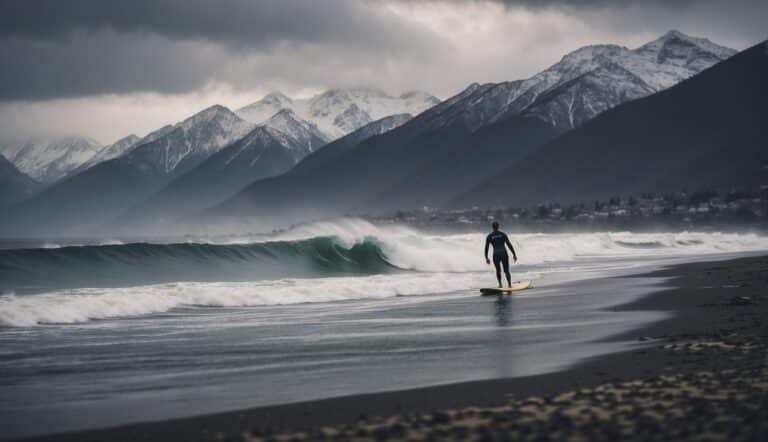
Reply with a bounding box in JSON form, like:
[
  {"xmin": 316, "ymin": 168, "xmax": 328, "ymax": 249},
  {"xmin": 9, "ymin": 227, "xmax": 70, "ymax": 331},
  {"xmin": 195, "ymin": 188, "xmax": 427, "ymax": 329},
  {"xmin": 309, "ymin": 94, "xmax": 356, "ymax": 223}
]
[{"xmin": 484, "ymin": 222, "xmax": 517, "ymax": 288}]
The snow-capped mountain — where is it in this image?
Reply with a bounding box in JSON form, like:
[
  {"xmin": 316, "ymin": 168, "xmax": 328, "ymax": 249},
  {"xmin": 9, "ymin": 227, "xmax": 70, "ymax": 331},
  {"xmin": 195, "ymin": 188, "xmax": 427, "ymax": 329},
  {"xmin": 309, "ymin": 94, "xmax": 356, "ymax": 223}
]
[
  {"xmin": 332, "ymin": 103, "xmax": 372, "ymax": 134},
  {"xmin": 290, "ymin": 113, "xmax": 413, "ymax": 175},
  {"xmin": 261, "ymin": 109, "xmax": 331, "ymax": 158},
  {"xmin": 236, "ymin": 92, "xmax": 294, "ymax": 124},
  {"xmin": 2, "ymin": 136, "xmax": 103, "ymax": 184},
  {"xmin": 237, "ymin": 87, "xmax": 439, "ymax": 139},
  {"xmin": 458, "ymin": 39, "xmax": 767, "ymax": 209},
  {"xmin": 632, "ymin": 30, "xmax": 737, "ymax": 88},
  {"xmin": 211, "ymin": 30, "xmax": 738, "ymax": 223},
  {"xmin": 415, "ymin": 30, "xmax": 736, "ymax": 133},
  {"xmin": 77, "ymin": 134, "xmax": 141, "ymax": 172},
  {"xmin": 141, "ymin": 124, "xmax": 175, "ymax": 144},
  {"xmin": 116, "ymin": 111, "xmax": 416, "ymax": 233},
  {"xmin": 0, "ymin": 105, "xmax": 255, "ymax": 236},
  {"xmin": 125, "ymin": 104, "xmax": 254, "ymax": 175},
  {"xmin": 119, "ymin": 124, "xmax": 317, "ymax": 227}
]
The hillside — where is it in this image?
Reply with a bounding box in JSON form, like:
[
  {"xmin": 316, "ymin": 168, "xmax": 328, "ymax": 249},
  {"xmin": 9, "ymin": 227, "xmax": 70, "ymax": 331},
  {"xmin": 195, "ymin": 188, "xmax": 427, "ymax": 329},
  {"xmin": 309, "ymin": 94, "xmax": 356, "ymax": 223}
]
[{"xmin": 454, "ymin": 42, "xmax": 768, "ymax": 208}]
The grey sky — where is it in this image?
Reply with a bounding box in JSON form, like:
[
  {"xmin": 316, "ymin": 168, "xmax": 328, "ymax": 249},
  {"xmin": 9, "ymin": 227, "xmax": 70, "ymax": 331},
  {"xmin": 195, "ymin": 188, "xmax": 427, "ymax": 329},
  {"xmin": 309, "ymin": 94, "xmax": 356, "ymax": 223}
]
[{"xmin": 0, "ymin": 0, "xmax": 765, "ymax": 145}]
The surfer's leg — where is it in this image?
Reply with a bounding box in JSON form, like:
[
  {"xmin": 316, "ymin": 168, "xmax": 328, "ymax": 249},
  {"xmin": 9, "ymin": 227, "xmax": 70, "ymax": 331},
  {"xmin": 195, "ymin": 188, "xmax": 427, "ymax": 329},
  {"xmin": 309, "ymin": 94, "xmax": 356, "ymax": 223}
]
[
  {"xmin": 502, "ymin": 255, "xmax": 511, "ymax": 287},
  {"xmin": 493, "ymin": 255, "xmax": 502, "ymax": 287}
]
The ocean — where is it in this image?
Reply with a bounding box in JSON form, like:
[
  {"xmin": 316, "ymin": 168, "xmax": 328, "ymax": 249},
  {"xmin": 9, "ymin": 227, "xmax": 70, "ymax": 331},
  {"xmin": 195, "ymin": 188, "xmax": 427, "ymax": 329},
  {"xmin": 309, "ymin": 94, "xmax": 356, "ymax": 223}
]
[{"xmin": 1, "ymin": 218, "xmax": 767, "ymax": 438}]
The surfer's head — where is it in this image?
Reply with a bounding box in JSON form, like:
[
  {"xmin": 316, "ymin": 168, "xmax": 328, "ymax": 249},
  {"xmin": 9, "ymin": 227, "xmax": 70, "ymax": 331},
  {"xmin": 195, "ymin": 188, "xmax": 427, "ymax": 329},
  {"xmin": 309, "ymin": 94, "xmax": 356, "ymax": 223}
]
[{"xmin": 492, "ymin": 221, "xmax": 499, "ymax": 231}]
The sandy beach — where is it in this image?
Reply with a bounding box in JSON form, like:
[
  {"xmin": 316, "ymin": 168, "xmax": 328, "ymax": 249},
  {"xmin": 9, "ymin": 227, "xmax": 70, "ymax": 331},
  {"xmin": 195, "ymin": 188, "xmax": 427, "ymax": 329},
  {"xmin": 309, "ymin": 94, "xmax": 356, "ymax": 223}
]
[{"xmin": 8, "ymin": 254, "xmax": 766, "ymax": 442}]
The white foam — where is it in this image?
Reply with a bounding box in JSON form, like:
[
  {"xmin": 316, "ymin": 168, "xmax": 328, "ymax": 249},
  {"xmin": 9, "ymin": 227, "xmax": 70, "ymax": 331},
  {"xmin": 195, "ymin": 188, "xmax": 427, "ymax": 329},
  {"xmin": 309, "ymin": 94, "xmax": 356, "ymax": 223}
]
[
  {"xmin": 4, "ymin": 219, "xmax": 768, "ymax": 327},
  {"xmin": 262, "ymin": 219, "xmax": 768, "ymax": 272},
  {"xmin": 0, "ymin": 273, "xmax": 492, "ymax": 327}
]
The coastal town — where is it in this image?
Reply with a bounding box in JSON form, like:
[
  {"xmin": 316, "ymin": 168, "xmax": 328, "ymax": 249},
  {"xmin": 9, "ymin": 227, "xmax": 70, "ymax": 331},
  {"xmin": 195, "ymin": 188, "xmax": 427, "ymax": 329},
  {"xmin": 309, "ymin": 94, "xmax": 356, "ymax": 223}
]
[{"xmin": 371, "ymin": 188, "xmax": 768, "ymax": 232}]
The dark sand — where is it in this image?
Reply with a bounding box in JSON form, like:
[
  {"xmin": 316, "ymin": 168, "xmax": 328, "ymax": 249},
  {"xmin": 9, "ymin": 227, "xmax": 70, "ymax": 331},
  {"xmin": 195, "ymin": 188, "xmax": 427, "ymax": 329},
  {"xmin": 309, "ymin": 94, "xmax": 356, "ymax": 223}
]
[{"xmin": 11, "ymin": 255, "xmax": 768, "ymax": 442}]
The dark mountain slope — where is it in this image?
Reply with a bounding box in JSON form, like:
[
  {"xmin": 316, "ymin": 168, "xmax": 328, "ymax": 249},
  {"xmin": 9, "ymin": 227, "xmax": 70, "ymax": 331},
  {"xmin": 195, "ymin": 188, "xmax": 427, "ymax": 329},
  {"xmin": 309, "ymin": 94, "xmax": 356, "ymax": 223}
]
[
  {"xmin": 368, "ymin": 115, "xmax": 559, "ymax": 210},
  {"xmin": 289, "ymin": 113, "xmax": 412, "ymax": 175},
  {"xmin": 454, "ymin": 42, "xmax": 768, "ymax": 209},
  {"xmin": 209, "ymin": 107, "xmax": 560, "ymax": 226},
  {"xmin": 117, "ymin": 126, "xmax": 313, "ymax": 230},
  {"xmin": 0, "ymin": 106, "xmax": 252, "ymax": 236},
  {"xmin": 0, "ymin": 155, "xmax": 40, "ymax": 208}
]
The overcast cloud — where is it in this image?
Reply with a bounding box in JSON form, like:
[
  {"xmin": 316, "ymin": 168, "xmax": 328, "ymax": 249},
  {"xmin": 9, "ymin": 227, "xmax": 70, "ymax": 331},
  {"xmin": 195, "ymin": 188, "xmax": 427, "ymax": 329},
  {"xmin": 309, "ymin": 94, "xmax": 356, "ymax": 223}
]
[{"xmin": 0, "ymin": 0, "xmax": 765, "ymax": 145}]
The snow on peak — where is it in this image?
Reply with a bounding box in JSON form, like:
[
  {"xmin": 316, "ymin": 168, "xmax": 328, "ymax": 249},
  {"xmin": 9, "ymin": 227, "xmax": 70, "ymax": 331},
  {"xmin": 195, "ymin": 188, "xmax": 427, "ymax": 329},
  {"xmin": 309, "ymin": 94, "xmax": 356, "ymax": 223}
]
[
  {"xmin": 261, "ymin": 91, "xmax": 293, "ymax": 106},
  {"xmin": 126, "ymin": 105, "xmax": 254, "ymax": 174},
  {"xmin": 268, "ymin": 107, "xmax": 300, "ymax": 122},
  {"xmin": 559, "ymin": 44, "xmax": 629, "ymax": 65},
  {"xmin": 413, "ymin": 31, "xmax": 735, "ymax": 134},
  {"xmin": 262, "ymin": 108, "xmax": 330, "ymax": 154},
  {"xmin": 265, "ymin": 108, "xmax": 316, "ymax": 136},
  {"xmin": 333, "ymin": 103, "xmax": 373, "ymax": 134},
  {"xmin": 236, "ymin": 92, "xmax": 295, "ymax": 128},
  {"xmin": 5, "ymin": 136, "xmax": 103, "ymax": 183},
  {"xmin": 80, "ymin": 134, "xmax": 141, "ymax": 169},
  {"xmin": 178, "ymin": 104, "xmax": 239, "ymax": 131},
  {"xmin": 237, "ymin": 88, "xmax": 441, "ymax": 140},
  {"xmin": 517, "ymin": 31, "xmax": 737, "ymax": 128},
  {"xmin": 176, "ymin": 105, "xmax": 252, "ymax": 145},
  {"xmin": 635, "ymin": 29, "xmax": 737, "ymax": 72}
]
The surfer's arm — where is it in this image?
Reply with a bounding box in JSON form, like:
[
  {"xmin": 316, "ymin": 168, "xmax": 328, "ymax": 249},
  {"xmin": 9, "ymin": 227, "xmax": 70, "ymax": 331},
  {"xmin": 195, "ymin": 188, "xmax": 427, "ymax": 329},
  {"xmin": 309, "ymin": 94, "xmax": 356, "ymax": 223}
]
[
  {"xmin": 505, "ymin": 235, "xmax": 517, "ymax": 261},
  {"xmin": 484, "ymin": 237, "xmax": 490, "ymax": 264}
]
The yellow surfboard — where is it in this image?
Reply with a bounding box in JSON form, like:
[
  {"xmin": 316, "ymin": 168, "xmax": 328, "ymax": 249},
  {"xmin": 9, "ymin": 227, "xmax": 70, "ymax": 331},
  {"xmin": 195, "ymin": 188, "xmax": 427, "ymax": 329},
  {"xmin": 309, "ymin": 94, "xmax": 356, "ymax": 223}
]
[{"xmin": 480, "ymin": 280, "xmax": 532, "ymax": 295}]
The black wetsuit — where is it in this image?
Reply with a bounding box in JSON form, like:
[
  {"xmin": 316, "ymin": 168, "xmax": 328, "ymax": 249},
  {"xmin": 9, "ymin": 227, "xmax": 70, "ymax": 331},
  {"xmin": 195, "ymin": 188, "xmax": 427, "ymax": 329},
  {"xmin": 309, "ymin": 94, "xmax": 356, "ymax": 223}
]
[{"xmin": 484, "ymin": 230, "xmax": 516, "ymax": 287}]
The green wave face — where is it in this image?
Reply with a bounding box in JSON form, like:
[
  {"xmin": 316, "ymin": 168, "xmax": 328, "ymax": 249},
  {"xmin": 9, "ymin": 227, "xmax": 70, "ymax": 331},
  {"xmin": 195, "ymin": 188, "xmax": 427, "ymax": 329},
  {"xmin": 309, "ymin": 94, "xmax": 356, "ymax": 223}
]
[{"xmin": 0, "ymin": 237, "xmax": 397, "ymax": 292}]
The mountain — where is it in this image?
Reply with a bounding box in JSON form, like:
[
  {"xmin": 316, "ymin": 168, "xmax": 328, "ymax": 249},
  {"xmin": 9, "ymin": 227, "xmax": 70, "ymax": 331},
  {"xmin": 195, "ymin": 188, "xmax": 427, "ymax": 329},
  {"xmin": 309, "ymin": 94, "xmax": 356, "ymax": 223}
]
[
  {"xmin": 237, "ymin": 87, "xmax": 440, "ymax": 139},
  {"xmin": 116, "ymin": 125, "xmax": 315, "ymax": 229},
  {"xmin": 206, "ymin": 31, "xmax": 734, "ymax": 226},
  {"xmin": 409, "ymin": 30, "xmax": 735, "ymax": 134},
  {"xmin": 235, "ymin": 92, "xmax": 294, "ymax": 125},
  {"xmin": 454, "ymin": 41, "xmax": 768, "ymax": 208},
  {"xmin": 74, "ymin": 134, "xmax": 141, "ymax": 173},
  {"xmin": 261, "ymin": 109, "xmax": 331, "ymax": 155},
  {"xmin": 124, "ymin": 105, "xmax": 253, "ymax": 175},
  {"xmin": 206, "ymin": 107, "xmax": 559, "ymax": 229},
  {"xmin": 289, "ymin": 113, "xmax": 412, "ymax": 175},
  {"xmin": 115, "ymin": 110, "xmax": 333, "ymax": 230},
  {"xmin": 2, "ymin": 136, "xmax": 103, "ymax": 184},
  {"xmin": 1, "ymin": 106, "xmax": 253, "ymax": 236},
  {"xmin": 0, "ymin": 155, "xmax": 39, "ymax": 207}
]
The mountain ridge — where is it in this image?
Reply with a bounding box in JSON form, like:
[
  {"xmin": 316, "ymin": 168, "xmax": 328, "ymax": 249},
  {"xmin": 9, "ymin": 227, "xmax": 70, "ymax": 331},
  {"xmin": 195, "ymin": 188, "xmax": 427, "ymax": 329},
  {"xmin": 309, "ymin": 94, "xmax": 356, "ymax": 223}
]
[
  {"xmin": 2, "ymin": 136, "xmax": 103, "ymax": 184},
  {"xmin": 203, "ymin": 30, "xmax": 736, "ymax": 229},
  {"xmin": 1, "ymin": 106, "xmax": 254, "ymax": 235},
  {"xmin": 453, "ymin": 41, "xmax": 768, "ymax": 209},
  {"xmin": 236, "ymin": 87, "xmax": 440, "ymax": 139}
]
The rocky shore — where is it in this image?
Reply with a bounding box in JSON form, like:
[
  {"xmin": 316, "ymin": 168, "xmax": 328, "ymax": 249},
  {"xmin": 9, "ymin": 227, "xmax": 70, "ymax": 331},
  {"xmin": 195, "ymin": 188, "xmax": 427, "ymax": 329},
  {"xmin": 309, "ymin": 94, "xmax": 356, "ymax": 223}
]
[{"xmin": 248, "ymin": 346, "xmax": 767, "ymax": 441}]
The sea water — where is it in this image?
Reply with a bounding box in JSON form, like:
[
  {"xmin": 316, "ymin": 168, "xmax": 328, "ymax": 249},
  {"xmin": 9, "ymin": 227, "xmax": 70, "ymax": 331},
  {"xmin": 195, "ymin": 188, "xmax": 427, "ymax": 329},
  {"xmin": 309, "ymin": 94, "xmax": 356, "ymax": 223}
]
[{"xmin": 1, "ymin": 218, "xmax": 767, "ymax": 438}]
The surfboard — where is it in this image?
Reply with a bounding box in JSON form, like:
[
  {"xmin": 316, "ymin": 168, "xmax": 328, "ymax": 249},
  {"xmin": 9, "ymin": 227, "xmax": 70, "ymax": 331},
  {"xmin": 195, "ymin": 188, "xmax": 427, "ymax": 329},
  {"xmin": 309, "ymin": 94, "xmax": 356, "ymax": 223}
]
[{"xmin": 480, "ymin": 280, "xmax": 532, "ymax": 295}]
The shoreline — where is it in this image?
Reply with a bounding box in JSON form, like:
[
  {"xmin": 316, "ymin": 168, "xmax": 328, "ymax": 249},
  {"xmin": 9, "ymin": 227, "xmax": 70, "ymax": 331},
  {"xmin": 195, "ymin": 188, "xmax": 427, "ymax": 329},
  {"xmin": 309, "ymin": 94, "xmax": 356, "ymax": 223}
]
[{"xmin": 10, "ymin": 255, "xmax": 768, "ymax": 441}]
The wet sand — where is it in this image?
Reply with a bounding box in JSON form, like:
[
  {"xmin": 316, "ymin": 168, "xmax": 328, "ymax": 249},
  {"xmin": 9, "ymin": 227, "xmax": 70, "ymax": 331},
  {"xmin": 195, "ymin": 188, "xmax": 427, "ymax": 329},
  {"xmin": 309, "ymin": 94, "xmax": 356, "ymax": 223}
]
[{"xmin": 12, "ymin": 255, "xmax": 768, "ymax": 442}]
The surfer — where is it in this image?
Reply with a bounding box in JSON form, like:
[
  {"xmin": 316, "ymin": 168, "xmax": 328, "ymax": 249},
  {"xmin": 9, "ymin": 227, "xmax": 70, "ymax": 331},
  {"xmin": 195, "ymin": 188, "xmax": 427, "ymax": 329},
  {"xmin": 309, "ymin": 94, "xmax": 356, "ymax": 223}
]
[{"xmin": 484, "ymin": 222, "xmax": 517, "ymax": 288}]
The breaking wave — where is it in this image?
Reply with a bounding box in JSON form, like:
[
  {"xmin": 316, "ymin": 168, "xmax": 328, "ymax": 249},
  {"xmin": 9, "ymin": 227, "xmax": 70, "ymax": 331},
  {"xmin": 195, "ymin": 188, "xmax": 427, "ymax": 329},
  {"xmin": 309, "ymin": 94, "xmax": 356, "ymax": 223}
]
[
  {"xmin": 2, "ymin": 218, "xmax": 768, "ymax": 326},
  {"xmin": 0, "ymin": 236, "xmax": 395, "ymax": 291}
]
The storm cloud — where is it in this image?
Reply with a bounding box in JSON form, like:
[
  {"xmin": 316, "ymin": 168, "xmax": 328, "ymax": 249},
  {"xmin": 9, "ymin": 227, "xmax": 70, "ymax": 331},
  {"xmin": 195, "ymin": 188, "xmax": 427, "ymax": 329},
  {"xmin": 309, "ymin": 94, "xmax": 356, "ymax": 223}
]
[
  {"xmin": 0, "ymin": 0, "xmax": 449, "ymax": 100},
  {"xmin": 0, "ymin": 0, "xmax": 765, "ymax": 144}
]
